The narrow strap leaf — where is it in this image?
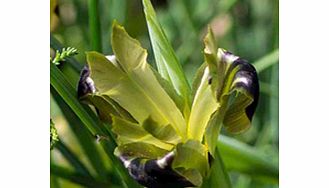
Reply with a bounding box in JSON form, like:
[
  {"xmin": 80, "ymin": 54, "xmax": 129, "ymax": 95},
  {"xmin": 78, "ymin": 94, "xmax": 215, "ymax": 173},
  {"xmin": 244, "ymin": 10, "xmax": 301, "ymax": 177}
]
[
  {"xmin": 56, "ymin": 141, "xmax": 92, "ymax": 177},
  {"xmin": 204, "ymin": 110, "xmax": 223, "ymax": 156},
  {"xmin": 51, "ymin": 87, "xmax": 108, "ymax": 180},
  {"xmin": 50, "ymin": 63, "xmax": 103, "ymax": 135},
  {"xmin": 218, "ymin": 135, "xmax": 279, "ymax": 182},
  {"xmin": 201, "ymin": 147, "xmax": 232, "ymax": 188},
  {"xmin": 142, "ymin": 0, "xmax": 191, "ymax": 117},
  {"xmin": 150, "ymin": 66, "xmax": 185, "ymax": 117},
  {"xmin": 51, "ymin": 164, "xmax": 110, "ymax": 188},
  {"xmin": 253, "ymin": 48, "xmax": 279, "ymax": 73}
]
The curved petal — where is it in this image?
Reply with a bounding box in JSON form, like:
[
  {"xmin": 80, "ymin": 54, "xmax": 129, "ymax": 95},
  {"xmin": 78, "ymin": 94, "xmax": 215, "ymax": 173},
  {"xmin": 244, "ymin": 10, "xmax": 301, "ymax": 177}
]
[
  {"xmin": 221, "ymin": 58, "xmax": 259, "ymax": 133},
  {"xmin": 201, "ymin": 28, "xmax": 259, "ymax": 155}
]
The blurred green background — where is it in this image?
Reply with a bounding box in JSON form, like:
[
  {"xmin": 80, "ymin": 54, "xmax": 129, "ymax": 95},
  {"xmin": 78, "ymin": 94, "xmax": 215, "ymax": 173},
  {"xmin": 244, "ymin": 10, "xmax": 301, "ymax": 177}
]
[{"xmin": 51, "ymin": 0, "xmax": 278, "ymax": 187}]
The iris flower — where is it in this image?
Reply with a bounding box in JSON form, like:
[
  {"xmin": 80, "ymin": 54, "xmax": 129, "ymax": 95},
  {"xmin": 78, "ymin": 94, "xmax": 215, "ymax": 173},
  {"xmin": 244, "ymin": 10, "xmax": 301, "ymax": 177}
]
[{"xmin": 78, "ymin": 1, "xmax": 259, "ymax": 187}]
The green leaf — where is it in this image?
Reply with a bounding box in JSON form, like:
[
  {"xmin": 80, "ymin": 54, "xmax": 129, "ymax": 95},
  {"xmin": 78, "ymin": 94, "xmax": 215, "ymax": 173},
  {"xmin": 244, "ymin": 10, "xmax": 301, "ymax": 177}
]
[
  {"xmin": 253, "ymin": 49, "xmax": 279, "ymax": 73},
  {"xmin": 172, "ymin": 140, "xmax": 210, "ymax": 186},
  {"xmin": 51, "ymin": 164, "xmax": 110, "ymax": 188},
  {"xmin": 111, "ymin": 116, "xmax": 174, "ymax": 151},
  {"xmin": 50, "ymin": 63, "xmax": 103, "ymax": 135},
  {"xmin": 142, "ymin": 0, "xmax": 191, "ymax": 118},
  {"xmin": 204, "ymin": 110, "xmax": 223, "ymax": 156},
  {"xmin": 51, "ymin": 87, "xmax": 109, "ymax": 181},
  {"xmin": 88, "ymin": 0, "xmax": 102, "ymax": 52},
  {"xmin": 218, "ymin": 135, "xmax": 279, "ymax": 183},
  {"xmin": 50, "ymin": 168, "xmax": 61, "ymax": 188},
  {"xmin": 86, "ymin": 23, "xmax": 187, "ymax": 139},
  {"xmin": 150, "ymin": 67, "xmax": 185, "ymax": 116},
  {"xmin": 55, "ymin": 141, "xmax": 92, "ymax": 178},
  {"xmin": 201, "ymin": 148, "xmax": 232, "ymax": 188}
]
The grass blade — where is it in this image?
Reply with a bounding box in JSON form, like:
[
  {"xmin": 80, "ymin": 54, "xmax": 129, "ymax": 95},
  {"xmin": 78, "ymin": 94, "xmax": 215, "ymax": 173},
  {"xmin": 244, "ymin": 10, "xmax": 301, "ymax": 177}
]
[
  {"xmin": 168, "ymin": 0, "xmax": 199, "ymax": 66},
  {"xmin": 142, "ymin": 0, "xmax": 191, "ymax": 113},
  {"xmin": 51, "ymin": 63, "xmax": 103, "ymax": 135},
  {"xmin": 56, "ymin": 141, "xmax": 92, "ymax": 177},
  {"xmin": 51, "ymin": 86, "xmax": 108, "ymax": 181},
  {"xmin": 218, "ymin": 135, "xmax": 279, "ymax": 183},
  {"xmin": 253, "ymin": 49, "xmax": 279, "ymax": 73},
  {"xmin": 51, "ymin": 164, "xmax": 109, "ymax": 188},
  {"xmin": 88, "ymin": 0, "xmax": 102, "ymax": 52},
  {"xmin": 50, "ymin": 174, "xmax": 61, "ymax": 188},
  {"xmin": 50, "ymin": 154, "xmax": 61, "ymax": 188},
  {"xmin": 202, "ymin": 147, "xmax": 232, "ymax": 188},
  {"xmin": 270, "ymin": 64, "xmax": 279, "ymax": 145},
  {"xmin": 109, "ymin": 0, "xmax": 126, "ymax": 23}
]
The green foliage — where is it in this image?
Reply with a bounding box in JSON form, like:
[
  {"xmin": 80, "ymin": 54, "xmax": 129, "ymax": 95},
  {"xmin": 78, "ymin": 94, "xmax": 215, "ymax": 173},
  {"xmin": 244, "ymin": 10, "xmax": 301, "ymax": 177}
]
[
  {"xmin": 50, "ymin": 119, "xmax": 59, "ymax": 150},
  {"xmin": 218, "ymin": 135, "xmax": 278, "ymax": 183},
  {"xmin": 51, "ymin": 87, "xmax": 109, "ymax": 181},
  {"xmin": 51, "ymin": 47, "xmax": 78, "ymax": 65},
  {"xmin": 202, "ymin": 148, "xmax": 232, "ymax": 188},
  {"xmin": 88, "ymin": 0, "xmax": 102, "ymax": 52},
  {"xmin": 253, "ymin": 49, "xmax": 279, "ymax": 73},
  {"xmin": 142, "ymin": 0, "xmax": 192, "ymax": 118}
]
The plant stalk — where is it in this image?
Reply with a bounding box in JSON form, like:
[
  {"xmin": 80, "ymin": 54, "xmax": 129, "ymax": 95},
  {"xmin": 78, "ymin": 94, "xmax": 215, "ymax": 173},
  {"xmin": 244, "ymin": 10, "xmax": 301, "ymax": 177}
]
[{"xmin": 88, "ymin": 0, "xmax": 102, "ymax": 52}]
